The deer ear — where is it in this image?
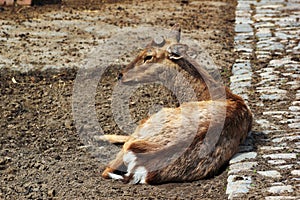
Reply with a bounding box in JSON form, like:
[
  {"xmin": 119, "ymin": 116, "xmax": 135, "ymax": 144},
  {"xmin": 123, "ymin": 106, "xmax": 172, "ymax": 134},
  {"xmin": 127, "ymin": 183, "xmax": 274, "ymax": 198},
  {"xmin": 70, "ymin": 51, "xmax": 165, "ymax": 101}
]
[
  {"xmin": 168, "ymin": 24, "xmax": 181, "ymax": 43},
  {"xmin": 167, "ymin": 44, "xmax": 188, "ymax": 60}
]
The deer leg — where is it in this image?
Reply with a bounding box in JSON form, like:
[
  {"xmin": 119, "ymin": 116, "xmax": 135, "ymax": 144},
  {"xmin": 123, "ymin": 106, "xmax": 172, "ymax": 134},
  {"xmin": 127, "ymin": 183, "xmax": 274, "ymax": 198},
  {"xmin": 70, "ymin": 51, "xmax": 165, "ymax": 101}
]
[
  {"xmin": 102, "ymin": 140, "xmax": 164, "ymax": 184},
  {"xmin": 122, "ymin": 139, "xmax": 192, "ymax": 184},
  {"xmin": 95, "ymin": 135, "xmax": 130, "ymax": 144},
  {"xmin": 102, "ymin": 150, "xmax": 127, "ymax": 180}
]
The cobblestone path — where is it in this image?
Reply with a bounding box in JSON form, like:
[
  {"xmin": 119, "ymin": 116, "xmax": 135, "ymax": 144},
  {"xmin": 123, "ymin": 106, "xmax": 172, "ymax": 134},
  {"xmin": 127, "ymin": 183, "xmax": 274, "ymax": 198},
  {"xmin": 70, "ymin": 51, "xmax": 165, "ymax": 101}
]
[{"xmin": 227, "ymin": 0, "xmax": 300, "ymax": 199}]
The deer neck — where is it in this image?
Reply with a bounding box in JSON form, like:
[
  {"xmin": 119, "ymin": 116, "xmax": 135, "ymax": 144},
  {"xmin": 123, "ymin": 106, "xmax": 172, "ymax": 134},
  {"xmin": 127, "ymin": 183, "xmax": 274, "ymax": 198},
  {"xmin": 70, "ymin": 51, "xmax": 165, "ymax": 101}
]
[{"xmin": 171, "ymin": 57, "xmax": 229, "ymax": 101}]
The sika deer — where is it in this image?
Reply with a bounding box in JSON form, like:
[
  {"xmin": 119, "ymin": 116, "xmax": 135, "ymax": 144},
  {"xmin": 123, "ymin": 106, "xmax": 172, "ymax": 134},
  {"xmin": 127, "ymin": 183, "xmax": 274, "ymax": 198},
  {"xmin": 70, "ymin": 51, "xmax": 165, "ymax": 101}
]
[{"xmin": 100, "ymin": 24, "xmax": 252, "ymax": 184}]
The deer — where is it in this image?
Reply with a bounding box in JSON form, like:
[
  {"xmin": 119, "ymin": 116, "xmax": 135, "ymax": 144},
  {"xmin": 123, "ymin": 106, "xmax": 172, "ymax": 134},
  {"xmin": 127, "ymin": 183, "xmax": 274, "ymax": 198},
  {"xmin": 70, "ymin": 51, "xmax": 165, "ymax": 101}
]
[{"xmin": 99, "ymin": 24, "xmax": 252, "ymax": 184}]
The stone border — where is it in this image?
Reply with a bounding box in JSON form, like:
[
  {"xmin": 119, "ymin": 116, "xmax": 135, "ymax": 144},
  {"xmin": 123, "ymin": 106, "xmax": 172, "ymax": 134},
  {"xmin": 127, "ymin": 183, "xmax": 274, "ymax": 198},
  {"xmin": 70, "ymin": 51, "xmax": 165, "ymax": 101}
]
[
  {"xmin": 227, "ymin": 0, "xmax": 300, "ymax": 199},
  {"xmin": 226, "ymin": 1, "xmax": 256, "ymax": 198}
]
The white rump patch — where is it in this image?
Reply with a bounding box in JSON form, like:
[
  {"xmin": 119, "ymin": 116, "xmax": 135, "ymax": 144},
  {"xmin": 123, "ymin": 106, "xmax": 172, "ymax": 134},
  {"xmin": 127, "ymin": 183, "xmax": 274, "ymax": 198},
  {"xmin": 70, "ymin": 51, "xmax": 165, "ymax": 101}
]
[
  {"xmin": 130, "ymin": 166, "xmax": 148, "ymax": 184},
  {"xmin": 123, "ymin": 151, "xmax": 137, "ymax": 176},
  {"xmin": 108, "ymin": 173, "xmax": 124, "ymax": 180}
]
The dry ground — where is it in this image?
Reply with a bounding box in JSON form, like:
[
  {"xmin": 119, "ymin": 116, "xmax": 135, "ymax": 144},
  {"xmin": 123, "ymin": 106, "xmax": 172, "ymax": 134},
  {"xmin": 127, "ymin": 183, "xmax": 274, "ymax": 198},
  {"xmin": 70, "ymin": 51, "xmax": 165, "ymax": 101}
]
[{"xmin": 0, "ymin": 0, "xmax": 237, "ymax": 199}]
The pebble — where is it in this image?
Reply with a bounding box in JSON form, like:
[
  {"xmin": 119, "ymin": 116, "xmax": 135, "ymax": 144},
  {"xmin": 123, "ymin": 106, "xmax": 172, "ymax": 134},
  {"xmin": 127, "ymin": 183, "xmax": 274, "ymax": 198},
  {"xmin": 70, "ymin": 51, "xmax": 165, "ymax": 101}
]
[
  {"xmin": 265, "ymin": 196, "xmax": 298, "ymax": 200},
  {"xmin": 272, "ymin": 136, "xmax": 300, "ymax": 143},
  {"xmin": 268, "ymin": 185, "xmax": 294, "ymax": 194},
  {"xmin": 229, "ymin": 162, "xmax": 257, "ymax": 174},
  {"xmin": 229, "ymin": 152, "xmax": 257, "ymax": 164},
  {"xmin": 260, "ymin": 146, "xmax": 286, "ymax": 151},
  {"xmin": 235, "ymin": 23, "xmax": 253, "ymax": 33},
  {"xmin": 269, "ymin": 57, "xmax": 297, "ymax": 67},
  {"xmin": 291, "ymin": 170, "xmax": 300, "ymax": 176},
  {"xmin": 255, "ymin": 118, "xmax": 269, "ymax": 126},
  {"xmin": 267, "ymin": 160, "xmax": 286, "ymax": 165},
  {"xmin": 48, "ymin": 189, "xmax": 56, "ymax": 197},
  {"xmin": 256, "ymin": 28, "xmax": 272, "ymax": 38},
  {"xmin": 289, "ymin": 122, "xmax": 300, "ymax": 128},
  {"xmin": 226, "ymin": 175, "xmax": 252, "ymax": 198},
  {"xmin": 260, "ymin": 94, "xmax": 285, "ymax": 101},
  {"xmin": 262, "ymin": 153, "xmax": 297, "ymax": 160},
  {"xmin": 257, "ymin": 170, "xmax": 281, "ymax": 178},
  {"xmin": 276, "ymin": 164, "xmax": 293, "ymax": 169}
]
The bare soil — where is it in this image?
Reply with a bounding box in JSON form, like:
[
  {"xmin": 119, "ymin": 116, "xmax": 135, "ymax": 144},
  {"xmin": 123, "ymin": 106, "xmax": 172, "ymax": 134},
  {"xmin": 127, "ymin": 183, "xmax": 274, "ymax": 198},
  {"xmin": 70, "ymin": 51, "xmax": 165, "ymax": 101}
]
[{"xmin": 0, "ymin": 0, "xmax": 237, "ymax": 199}]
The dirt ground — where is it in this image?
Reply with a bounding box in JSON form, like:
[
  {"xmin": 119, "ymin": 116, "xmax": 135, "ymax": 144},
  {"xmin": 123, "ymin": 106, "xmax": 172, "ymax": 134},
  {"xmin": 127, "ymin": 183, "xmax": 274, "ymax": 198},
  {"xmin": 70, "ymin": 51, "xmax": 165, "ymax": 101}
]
[{"xmin": 0, "ymin": 0, "xmax": 238, "ymax": 199}]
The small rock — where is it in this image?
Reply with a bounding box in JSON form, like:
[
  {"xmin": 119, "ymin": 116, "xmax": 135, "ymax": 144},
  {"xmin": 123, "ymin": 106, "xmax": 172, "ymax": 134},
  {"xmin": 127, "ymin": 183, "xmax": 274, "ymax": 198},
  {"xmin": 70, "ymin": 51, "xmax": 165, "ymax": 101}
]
[
  {"xmin": 64, "ymin": 119, "xmax": 72, "ymax": 129},
  {"xmin": 48, "ymin": 189, "xmax": 56, "ymax": 197},
  {"xmin": 226, "ymin": 175, "xmax": 252, "ymax": 197},
  {"xmin": 262, "ymin": 153, "xmax": 297, "ymax": 160},
  {"xmin": 268, "ymin": 160, "xmax": 286, "ymax": 165},
  {"xmin": 257, "ymin": 170, "xmax": 281, "ymax": 178},
  {"xmin": 0, "ymin": 156, "xmax": 12, "ymax": 165},
  {"xmin": 291, "ymin": 170, "xmax": 300, "ymax": 176},
  {"xmin": 268, "ymin": 185, "xmax": 294, "ymax": 194},
  {"xmin": 235, "ymin": 23, "xmax": 253, "ymax": 33},
  {"xmin": 265, "ymin": 196, "xmax": 297, "ymax": 200},
  {"xmin": 272, "ymin": 136, "xmax": 300, "ymax": 143},
  {"xmin": 289, "ymin": 106, "xmax": 300, "ymax": 112},
  {"xmin": 229, "ymin": 152, "xmax": 257, "ymax": 164},
  {"xmin": 277, "ymin": 164, "xmax": 293, "ymax": 169},
  {"xmin": 229, "ymin": 162, "xmax": 257, "ymax": 174}
]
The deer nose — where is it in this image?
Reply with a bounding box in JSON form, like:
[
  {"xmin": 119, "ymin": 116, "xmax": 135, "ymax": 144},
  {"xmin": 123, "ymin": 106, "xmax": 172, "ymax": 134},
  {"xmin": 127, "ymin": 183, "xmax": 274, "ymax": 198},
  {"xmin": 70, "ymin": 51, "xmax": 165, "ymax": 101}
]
[{"xmin": 117, "ymin": 73, "xmax": 123, "ymax": 81}]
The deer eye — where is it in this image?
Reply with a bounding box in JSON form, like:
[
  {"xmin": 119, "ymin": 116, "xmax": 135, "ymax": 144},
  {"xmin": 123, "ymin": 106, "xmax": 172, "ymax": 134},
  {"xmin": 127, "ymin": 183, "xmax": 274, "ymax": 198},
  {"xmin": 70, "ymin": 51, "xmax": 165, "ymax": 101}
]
[
  {"xmin": 143, "ymin": 55, "xmax": 153, "ymax": 63},
  {"xmin": 117, "ymin": 73, "xmax": 123, "ymax": 80}
]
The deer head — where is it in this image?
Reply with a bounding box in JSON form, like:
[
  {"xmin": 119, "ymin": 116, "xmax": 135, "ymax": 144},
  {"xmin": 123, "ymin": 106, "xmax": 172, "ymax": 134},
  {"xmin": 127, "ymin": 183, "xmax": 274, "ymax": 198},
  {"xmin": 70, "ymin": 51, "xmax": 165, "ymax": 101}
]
[
  {"xmin": 118, "ymin": 24, "xmax": 194, "ymax": 84},
  {"xmin": 117, "ymin": 24, "xmax": 226, "ymax": 101}
]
